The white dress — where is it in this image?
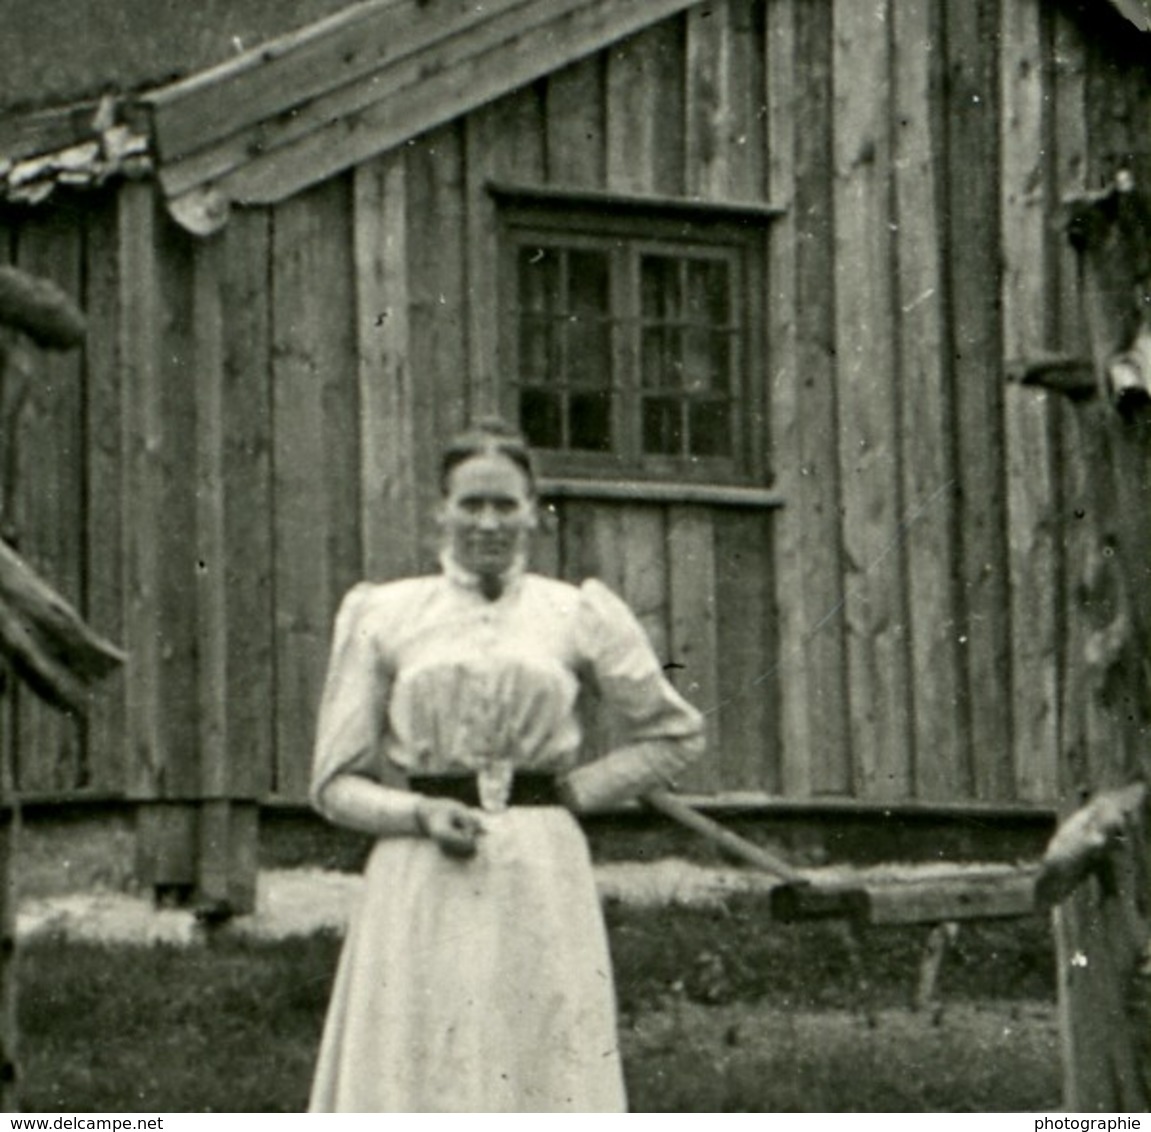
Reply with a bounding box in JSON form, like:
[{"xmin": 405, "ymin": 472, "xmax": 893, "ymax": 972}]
[{"xmin": 307, "ymin": 562, "xmax": 705, "ymax": 1113}]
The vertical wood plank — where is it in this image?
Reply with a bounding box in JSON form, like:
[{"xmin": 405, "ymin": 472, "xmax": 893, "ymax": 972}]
[
  {"xmin": 197, "ymin": 799, "xmax": 258, "ymax": 911},
  {"xmin": 599, "ymin": 21, "xmax": 679, "ymax": 698},
  {"xmin": 559, "ymin": 500, "xmax": 602, "ymax": 584},
  {"xmin": 667, "ymin": 506, "xmax": 719, "ymax": 790},
  {"xmin": 355, "ymin": 153, "xmax": 417, "ymax": 581},
  {"xmin": 892, "ymin": 0, "xmax": 966, "ymax": 800},
  {"xmin": 726, "ymin": 0, "xmax": 767, "ymax": 202},
  {"xmin": 765, "ymin": 0, "xmax": 813, "ymax": 796},
  {"xmin": 1001, "ymin": 0, "xmax": 1059, "ymax": 804},
  {"xmin": 154, "ymin": 208, "xmax": 202, "ymax": 801},
  {"xmin": 82, "ymin": 196, "xmax": 127, "ymax": 796},
  {"xmin": 605, "ymin": 18, "xmax": 686, "ymax": 196},
  {"xmin": 465, "ymin": 86, "xmax": 546, "ymax": 420},
  {"xmin": 833, "ymin": 0, "xmax": 911, "ymax": 800},
  {"xmin": 946, "ymin": 0, "xmax": 1013, "ymax": 800},
  {"xmin": 407, "ymin": 126, "xmax": 468, "ymax": 568},
  {"xmin": 590, "ymin": 506, "xmax": 627, "ymax": 594},
  {"xmin": 1051, "ymin": 2, "xmax": 1088, "ymax": 811},
  {"xmin": 12, "ymin": 211, "xmax": 85, "ymax": 794},
  {"xmin": 678, "ymin": 0, "xmax": 753, "ymax": 793},
  {"xmin": 270, "ymin": 177, "xmax": 357, "ymax": 801},
  {"xmin": 221, "ymin": 208, "xmax": 275, "ymax": 801},
  {"xmin": 685, "ymin": 0, "xmax": 764, "ymax": 200},
  {"xmin": 789, "ymin": 0, "xmax": 851, "ymax": 795},
  {"xmin": 558, "ymin": 500, "xmax": 607, "ymax": 758},
  {"xmin": 118, "ymin": 183, "xmax": 164, "ymax": 801},
  {"xmin": 192, "ymin": 235, "xmax": 228, "ymax": 801},
  {"xmin": 1053, "ymin": 6, "xmax": 1089, "ymax": 362},
  {"xmin": 545, "ymin": 56, "xmax": 606, "ymax": 188},
  {"xmin": 194, "ymin": 229, "xmax": 260, "ymax": 905},
  {"xmin": 620, "ymin": 506, "xmax": 669, "ymax": 664},
  {"xmin": 321, "ymin": 200, "xmax": 362, "ymax": 616},
  {"xmin": 714, "ymin": 510, "xmax": 779, "ymax": 791}
]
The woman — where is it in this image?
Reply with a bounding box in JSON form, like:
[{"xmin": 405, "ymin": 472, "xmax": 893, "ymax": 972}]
[{"xmin": 308, "ymin": 419, "xmax": 705, "ymax": 1112}]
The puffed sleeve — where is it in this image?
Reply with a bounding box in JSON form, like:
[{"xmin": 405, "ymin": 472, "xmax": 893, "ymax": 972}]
[
  {"xmin": 561, "ymin": 579, "xmax": 706, "ymax": 810},
  {"xmin": 310, "ymin": 584, "xmax": 422, "ymax": 836}
]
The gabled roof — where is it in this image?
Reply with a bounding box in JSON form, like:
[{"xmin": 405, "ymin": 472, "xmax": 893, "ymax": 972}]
[{"xmin": 142, "ymin": 0, "xmax": 705, "ymax": 234}]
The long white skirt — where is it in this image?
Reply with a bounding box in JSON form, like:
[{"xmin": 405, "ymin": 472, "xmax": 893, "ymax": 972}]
[{"xmin": 308, "ymin": 807, "xmax": 627, "ymax": 1112}]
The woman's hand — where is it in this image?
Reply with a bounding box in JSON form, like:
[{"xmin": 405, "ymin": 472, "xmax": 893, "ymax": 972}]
[{"xmin": 415, "ymin": 798, "xmax": 486, "ymax": 858}]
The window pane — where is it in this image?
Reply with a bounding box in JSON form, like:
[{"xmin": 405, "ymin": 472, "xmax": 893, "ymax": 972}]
[
  {"xmin": 518, "ymin": 246, "xmax": 560, "ymax": 314},
  {"xmin": 689, "ymin": 399, "xmax": 732, "ymax": 457},
  {"xmin": 682, "ymin": 328, "xmax": 730, "ymax": 394},
  {"xmin": 569, "ymin": 391, "xmax": 612, "ymax": 451},
  {"xmin": 641, "ymin": 256, "xmax": 681, "ymax": 321},
  {"xmin": 518, "ymin": 317, "xmax": 554, "ymax": 384},
  {"xmin": 686, "ymin": 258, "xmax": 730, "ymax": 325},
  {"xmin": 642, "ymin": 326, "xmax": 681, "ymax": 390},
  {"xmin": 520, "ymin": 388, "xmax": 563, "ymax": 449},
  {"xmin": 568, "ymin": 319, "xmax": 611, "ymax": 387},
  {"xmin": 568, "ymin": 251, "xmax": 610, "ymax": 315},
  {"xmin": 642, "ymin": 396, "xmax": 683, "ymax": 456}
]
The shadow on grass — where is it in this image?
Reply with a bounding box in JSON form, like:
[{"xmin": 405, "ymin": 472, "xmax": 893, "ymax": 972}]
[{"xmin": 17, "ymin": 899, "xmax": 1060, "ymax": 1112}]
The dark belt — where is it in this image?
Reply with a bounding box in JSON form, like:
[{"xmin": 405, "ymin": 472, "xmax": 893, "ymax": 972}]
[{"xmin": 407, "ymin": 772, "xmax": 562, "ymax": 808}]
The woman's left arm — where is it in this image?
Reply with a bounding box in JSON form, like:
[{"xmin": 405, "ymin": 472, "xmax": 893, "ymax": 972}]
[{"xmin": 561, "ymin": 579, "xmax": 706, "ymax": 811}]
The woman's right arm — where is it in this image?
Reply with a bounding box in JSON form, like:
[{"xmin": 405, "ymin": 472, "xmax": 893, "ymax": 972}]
[{"xmin": 311, "ymin": 585, "xmax": 483, "ymax": 855}]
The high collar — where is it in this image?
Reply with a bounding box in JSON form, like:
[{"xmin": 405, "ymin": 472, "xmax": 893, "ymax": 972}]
[{"xmin": 439, "ymin": 548, "xmax": 527, "ymax": 600}]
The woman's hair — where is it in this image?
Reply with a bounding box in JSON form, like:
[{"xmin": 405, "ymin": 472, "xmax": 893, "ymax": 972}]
[{"xmin": 439, "ymin": 417, "xmax": 537, "ymax": 497}]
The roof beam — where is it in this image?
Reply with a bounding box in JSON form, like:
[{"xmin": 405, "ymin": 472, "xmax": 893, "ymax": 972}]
[{"xmin": 149, "ymin": 0, "xmax": 705, "ymax": 233}]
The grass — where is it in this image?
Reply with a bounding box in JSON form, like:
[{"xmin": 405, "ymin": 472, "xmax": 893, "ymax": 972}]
[{"xmin": 17, "ymin": 901, "xmax": 1061, "ymax": 1113}]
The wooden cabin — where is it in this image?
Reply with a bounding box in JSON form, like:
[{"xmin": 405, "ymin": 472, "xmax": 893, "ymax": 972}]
[{"xmin": 0, "ymin": 0, "xmax": 1148, "ymax": 901}]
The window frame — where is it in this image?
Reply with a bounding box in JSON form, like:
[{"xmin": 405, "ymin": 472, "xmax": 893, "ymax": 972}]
[{"xmin": 494, "ymin": 187, "xmax": 772, "ymax": 487}]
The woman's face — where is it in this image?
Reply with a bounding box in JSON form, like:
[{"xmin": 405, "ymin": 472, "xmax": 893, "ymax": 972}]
[{"xmin": 440, "ymin": 452, "xmax": 537, "ymax": 578}]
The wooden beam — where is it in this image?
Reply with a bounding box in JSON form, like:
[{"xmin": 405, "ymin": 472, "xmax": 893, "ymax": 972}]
[
  {"xmin": 145, "ymin": 0, "xmax": 530, "ymax": 163},
  {"xmin": 0, "ymin": 266, "xmax": 85, "ymax": 349},
  {"xmin": 862, "ymin": 871, "xmax": 1037, "ymax": 925},
  {"xmin": 645, "ymin": 789, "xmax": 805, "ymax": 883},
  {"xmin": 488, "ymin": 181, "xmax": 783, "ymax": 224},
  {"xmin": 773, "ymin": 870, "xmax": 1037, "ymax": 925},
  {"xmin": 158, "ymin": 0, "xmax": 706, "ymax": 227},
  {"xmin": 0, "ymin": 539, "xmax": 123, "ymax": 713},
  {"xmin": 0, "ymin": 100, "xmax": 104, "ymax": 165},
  {"xmin": 1037, "ymin": 783, "xmax": 1147, "ymax": 907},
  {"xmin": 539, "ymin": 477, "xmax": 784, "ymax": 509}
]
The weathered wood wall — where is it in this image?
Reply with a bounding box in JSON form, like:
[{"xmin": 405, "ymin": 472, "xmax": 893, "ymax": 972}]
[{"xmin": 0, "ymin": 0, "xmax": 1146, "ymax": 808}]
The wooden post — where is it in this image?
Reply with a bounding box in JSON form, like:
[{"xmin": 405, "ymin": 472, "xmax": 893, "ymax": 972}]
[{"xmin": 1028, "ymin": 179, "xmax": 1151, "ymax": 1112}]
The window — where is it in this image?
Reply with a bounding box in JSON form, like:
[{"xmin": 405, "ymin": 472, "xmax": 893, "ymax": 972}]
[{"xmin": 496, "ymin": 188, "xmax": 771, "ymax": 483}]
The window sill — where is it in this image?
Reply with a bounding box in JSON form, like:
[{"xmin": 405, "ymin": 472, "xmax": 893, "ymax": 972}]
[{"xmin": 538, "ymin": 476, "xmax": 785, "ymax": 510}]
